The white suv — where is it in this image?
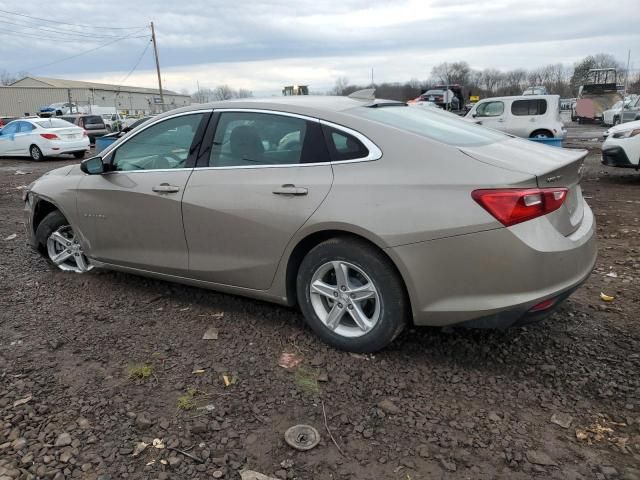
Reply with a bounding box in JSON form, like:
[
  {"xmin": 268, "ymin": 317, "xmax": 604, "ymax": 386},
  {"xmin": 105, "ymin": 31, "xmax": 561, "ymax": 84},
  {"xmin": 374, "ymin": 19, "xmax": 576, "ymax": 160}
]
[
  {"xmin": 465, "ymin": 95, "xmax": 566, "ymax": 139},
  {"xmin": 602, "ymin": 119, "xmax": 640, "ymax": 169}
]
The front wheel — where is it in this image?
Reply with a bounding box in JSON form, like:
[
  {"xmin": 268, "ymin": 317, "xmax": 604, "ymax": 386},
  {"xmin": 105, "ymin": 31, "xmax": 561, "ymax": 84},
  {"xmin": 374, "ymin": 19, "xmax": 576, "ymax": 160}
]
[
  {"xmin": 297, "ymin": 237, "xmax": 407, "ymax": 352},
  {"xmin": 530, "ymin": 130, "xmax": 553, "ymax": 139},
  {"xmin": 73, "ymin": 151, "xmax": 86, "ymax": 159},
  {"xmin": 30, "ymin": 145, "xmax": 44, "ymax": 162},
  {"xmin": 613, "ymin": 117, "xmax": 620, "ymax": 126},
  {"xmin": 35, "ymin": 210, "xmax": 93, "ymax": 273}
]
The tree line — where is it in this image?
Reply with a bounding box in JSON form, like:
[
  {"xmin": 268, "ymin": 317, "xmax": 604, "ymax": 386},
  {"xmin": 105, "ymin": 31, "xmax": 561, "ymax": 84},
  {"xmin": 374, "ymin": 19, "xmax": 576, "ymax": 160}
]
[{"xmin": 333, "ymin": 53, "xmax": 640, "ymax": 102}]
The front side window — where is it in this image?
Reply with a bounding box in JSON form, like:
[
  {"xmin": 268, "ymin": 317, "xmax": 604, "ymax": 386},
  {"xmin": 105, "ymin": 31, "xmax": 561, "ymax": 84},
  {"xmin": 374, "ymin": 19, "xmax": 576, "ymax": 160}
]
[
  {"xmin": 112, "ymin": 114, "xmax": 203, "ymax": 171},
  {"xmin": 476, "ymin": 101, "xmax": 504, "ymax": 117},
  {"xmin": 511, "ymin": 99, "xmax": 547, "ymax": 116},
  {"xmin": 209, "ymin": 112, "xmax": 326, "ymax": 167}
]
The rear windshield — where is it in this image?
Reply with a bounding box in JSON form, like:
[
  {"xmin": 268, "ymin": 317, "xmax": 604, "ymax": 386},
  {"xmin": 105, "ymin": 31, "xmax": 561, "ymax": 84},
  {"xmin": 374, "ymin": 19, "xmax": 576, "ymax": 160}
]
[
  {"xmin": 351, "ymin": 105, "xmax": 508, "ymax": 146},
  {"xmin": 84, "ymin": 116, "xmax": 104, "ymax": 125},
  {"xmin": 34, "ymin": 118, "xmax": 75, "ymax": 129}
]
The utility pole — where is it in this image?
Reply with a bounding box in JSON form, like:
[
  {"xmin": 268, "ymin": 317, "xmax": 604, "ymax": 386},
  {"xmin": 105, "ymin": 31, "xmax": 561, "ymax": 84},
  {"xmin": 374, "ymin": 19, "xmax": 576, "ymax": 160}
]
[
  {"xmin": 624, "ymin": 49, "xmax": 631, "ymax": 95},
  {"xmin": 150, "ymin": 22, "xmax": 165, "ymax": 112}
]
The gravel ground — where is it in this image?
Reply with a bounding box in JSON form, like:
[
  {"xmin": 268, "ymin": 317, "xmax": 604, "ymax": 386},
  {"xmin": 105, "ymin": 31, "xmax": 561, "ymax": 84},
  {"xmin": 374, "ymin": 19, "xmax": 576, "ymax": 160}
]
[{"xmin": 1, "ymin": 123, "xmax": 639, "ymax": 480}]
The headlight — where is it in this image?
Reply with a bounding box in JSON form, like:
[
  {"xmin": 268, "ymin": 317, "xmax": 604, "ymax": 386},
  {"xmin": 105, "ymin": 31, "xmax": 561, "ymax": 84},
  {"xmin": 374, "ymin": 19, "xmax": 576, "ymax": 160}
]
[{"xmin": 612, "ymin": 128, "xmax": 640, "ymax": 139}]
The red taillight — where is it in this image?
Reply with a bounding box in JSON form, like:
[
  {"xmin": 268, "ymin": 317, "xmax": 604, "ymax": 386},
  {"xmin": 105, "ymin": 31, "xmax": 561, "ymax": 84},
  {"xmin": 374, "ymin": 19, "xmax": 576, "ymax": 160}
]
[
  {"xmin": 529, "ymin": 297, "xmax": 558, "ymax": 312},
  {"xmin": 472, "ymin": 188, "xmax": 568, "ymax": 227},
  {"xmin": 40, "ymin": 133, "xmax": 59, "ymax": 140}
]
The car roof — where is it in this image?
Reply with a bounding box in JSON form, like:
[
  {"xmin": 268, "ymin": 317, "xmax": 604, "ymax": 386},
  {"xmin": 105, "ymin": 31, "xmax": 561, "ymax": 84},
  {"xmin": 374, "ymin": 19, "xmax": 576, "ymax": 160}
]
[
  {"xmin": 477, "ymin": 94, "xmax": 559, "ymax": 102},
  {"xmin": 153, "ymin": 95, "xmax": 400, "ymax": 122}
]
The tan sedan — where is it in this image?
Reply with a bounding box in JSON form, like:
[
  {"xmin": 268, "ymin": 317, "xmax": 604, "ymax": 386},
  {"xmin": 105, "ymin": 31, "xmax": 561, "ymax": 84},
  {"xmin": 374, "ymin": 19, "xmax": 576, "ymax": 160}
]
[{"xmin": 23, "ymin": 93, "xmax": 596, "ymax": 352}]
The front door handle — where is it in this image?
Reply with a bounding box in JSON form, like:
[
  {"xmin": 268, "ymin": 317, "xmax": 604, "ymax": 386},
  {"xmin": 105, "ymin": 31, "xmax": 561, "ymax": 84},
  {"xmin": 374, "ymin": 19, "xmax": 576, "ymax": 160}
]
[
  {"xmin": 273, "ymin": 184, "xmax": 308, "ymax": 196},
  {"xmin": 152, "ymin": 183, "xmax": 180, "ymax": 193}
]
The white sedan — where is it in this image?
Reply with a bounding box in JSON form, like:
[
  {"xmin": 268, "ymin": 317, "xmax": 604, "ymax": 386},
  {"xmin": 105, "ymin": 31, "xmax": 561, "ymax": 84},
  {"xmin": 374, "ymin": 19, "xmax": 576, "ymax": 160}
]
[
  {"xmin": 602, "ymin": 119, "xmax": 640, "ymax": 169},
  {"xmin": 0, "ymin": 118, "xmax": 90, "ymax": 161}
]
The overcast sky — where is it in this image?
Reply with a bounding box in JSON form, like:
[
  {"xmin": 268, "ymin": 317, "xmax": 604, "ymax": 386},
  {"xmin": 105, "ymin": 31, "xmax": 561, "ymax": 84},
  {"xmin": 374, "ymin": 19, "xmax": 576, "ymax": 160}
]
[{"xmin": 1, "ymin": 0, "xmax": 638, "ymax": 95}]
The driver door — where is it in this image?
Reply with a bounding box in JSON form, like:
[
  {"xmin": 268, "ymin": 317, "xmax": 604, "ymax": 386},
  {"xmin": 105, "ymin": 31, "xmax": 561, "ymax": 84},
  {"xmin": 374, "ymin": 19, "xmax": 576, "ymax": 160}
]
[
  {"xmin": 75, "ymin": 112, "xmax": 209, "ymax": 275},
  {"xmin": 473, "ymin": 100, "xmax": 506, "ymax": 132}
]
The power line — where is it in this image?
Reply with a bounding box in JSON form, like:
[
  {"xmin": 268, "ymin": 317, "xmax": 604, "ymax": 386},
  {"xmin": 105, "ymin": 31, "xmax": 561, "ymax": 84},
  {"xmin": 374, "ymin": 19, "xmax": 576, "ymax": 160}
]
[
  {"xmin": 0, "ymin": 18, "xmax": 145, "ymax": 40},
  {"xmin": 116, "ymin": 39, "xmax": 153, "ymax": 90},
  {"xmin": 0, "ymin": 27, "xmax": 101, "ymax": 43},
  {"xmin": 0, "ymin": 8, "xmax": 144, "ymax": 30},
  {"xmin": 21, "ymin": 28, "xmax": 150, "ymax": 72}
]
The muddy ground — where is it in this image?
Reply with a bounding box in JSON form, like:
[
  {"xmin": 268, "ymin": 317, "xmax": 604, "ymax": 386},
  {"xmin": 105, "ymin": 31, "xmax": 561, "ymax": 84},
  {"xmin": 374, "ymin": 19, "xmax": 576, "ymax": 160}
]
[{"xmin": 1, "ymin": 123, "xmax": 639, "ymax": 480}]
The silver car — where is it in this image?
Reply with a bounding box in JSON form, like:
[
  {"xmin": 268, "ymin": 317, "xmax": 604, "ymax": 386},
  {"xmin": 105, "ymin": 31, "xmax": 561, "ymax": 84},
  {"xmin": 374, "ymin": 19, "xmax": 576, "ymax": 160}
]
[{"xmin": 23, "ymin": 94, "xmax": 597, "ymax": 352}]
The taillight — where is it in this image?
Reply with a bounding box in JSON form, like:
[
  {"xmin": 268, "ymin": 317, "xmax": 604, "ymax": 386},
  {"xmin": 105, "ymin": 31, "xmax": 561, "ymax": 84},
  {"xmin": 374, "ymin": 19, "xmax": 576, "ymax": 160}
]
[
  {"xmin": 40, "ymin": 133, "xmax": 59, "ymax": 140},
  {"xmin": 472, "ymin": 188, "xmax": 568, "ymax": 227}
]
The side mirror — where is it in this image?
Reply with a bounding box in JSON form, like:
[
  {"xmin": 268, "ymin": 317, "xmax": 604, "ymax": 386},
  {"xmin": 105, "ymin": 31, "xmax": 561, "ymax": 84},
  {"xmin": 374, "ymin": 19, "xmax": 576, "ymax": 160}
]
[{"xmin": 80, "ymin": 156, "xmax": 105, "ymax": 174}]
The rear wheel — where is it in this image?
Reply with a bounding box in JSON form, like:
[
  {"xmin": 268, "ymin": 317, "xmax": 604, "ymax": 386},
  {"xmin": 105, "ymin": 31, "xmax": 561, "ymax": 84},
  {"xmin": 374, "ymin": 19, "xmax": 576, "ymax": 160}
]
[
  {"xmin": 530, "ymin": 130, "xmax": 553, "ymax": 138},
  {"xmin": 297, "ymin": 237, "xmax": 407, "ymax": 352},
  {"xmin": 73, "ymin": 151, "xmax": 85, "ymax": 159},
  {"xmin": 35, "ymin": 210, "xmax": 92, "ymax": 273},
  {"xmin": 30, "ymin": 144, "xmax": 44, "ymax": 162}
]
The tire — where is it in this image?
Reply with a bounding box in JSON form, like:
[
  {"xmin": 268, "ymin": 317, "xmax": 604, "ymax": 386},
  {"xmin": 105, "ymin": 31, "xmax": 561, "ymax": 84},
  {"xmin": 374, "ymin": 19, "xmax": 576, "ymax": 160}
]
[
  {"xmin": 73, "ymin": 151, "xmax": 85, "ymax": 159},
  {"xmin": 530, "ymin": 130, "xmax": 553, "ymax": 139},
  {"xmin": 613, "ymin": 117, "xmax": 620, "ymax": 126},
  {"xmin": 29, "ymin": 144, "xmax": 44, "ymax": 162},
  {"xmin": 35, "ymin": 210, "xmax": 92, "ymax": 273},
  {"xmin": 296, "ymin": 237, "xmax": 408, "ymax": 352}
]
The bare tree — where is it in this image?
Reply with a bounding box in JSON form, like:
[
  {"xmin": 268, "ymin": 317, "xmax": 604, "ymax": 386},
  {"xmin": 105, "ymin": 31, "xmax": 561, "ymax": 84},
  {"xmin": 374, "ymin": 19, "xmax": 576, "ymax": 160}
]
[
  {"xmin": 333, "ymin": 77, "xmax": 350, "ymax": 95},
  {"xmin": 0, "ymin": 70, "xmax": 28, "ymax": 86}
]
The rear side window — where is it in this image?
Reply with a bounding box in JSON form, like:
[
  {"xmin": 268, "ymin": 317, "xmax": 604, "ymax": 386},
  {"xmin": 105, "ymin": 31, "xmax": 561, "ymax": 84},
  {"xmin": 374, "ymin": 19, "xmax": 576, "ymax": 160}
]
[
  {"xmin": 322, "ymin": 126, "xmax": 369, "ymax": 161},
  {"xmin": 511, "ymin": 99, "xmax": 547, "ymax": 116},
  {"xmin": 476, "ymin": 101, "xmax": 504, "ymax": 117},
  {"xmin": 17, "ymin": 122, "xmax": 34, "ymax": 132},
  {"xmin": 209, "ymin": 112, "xmax": 329, "ymax": 167}
]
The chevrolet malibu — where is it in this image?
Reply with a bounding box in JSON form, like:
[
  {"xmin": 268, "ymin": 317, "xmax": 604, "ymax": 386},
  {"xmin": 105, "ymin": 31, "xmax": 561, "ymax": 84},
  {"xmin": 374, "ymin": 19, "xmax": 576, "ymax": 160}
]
[{"xmin": 23, "ymin": 94, "xmax": 597, "ymax": 352}]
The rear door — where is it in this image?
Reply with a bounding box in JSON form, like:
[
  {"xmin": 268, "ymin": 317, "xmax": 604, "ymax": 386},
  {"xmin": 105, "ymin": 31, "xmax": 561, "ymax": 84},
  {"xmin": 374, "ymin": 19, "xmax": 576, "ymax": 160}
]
[
  {"xmin": 182, "ymin": 110, "xmax": 333, "ymax": 290},
  {"xmin": 75, "ymin": 111, "xmax": 210, "ymax": 275}
]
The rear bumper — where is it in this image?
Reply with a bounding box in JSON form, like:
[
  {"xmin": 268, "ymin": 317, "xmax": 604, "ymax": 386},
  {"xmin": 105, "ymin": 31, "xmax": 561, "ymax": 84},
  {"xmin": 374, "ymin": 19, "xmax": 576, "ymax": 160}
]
[
  {"xmin": 42, "ymin": 139, "xmax": 90, "ymax": 156},
  {"xmin": 388, "ymin": 200, "xmax": 597, "ymax": 327}
]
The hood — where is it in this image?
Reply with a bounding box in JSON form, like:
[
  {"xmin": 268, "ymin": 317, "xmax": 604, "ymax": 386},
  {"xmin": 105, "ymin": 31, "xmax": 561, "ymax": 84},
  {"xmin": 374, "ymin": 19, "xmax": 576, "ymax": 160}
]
[
  {"xmin": 42, "ymin": 165, "xmax": 77, "ymax": 177},
  {"xmin": 459, "ymin": 137, "xmax": 587, "ymax": 181},
  {"xmin": 606, "ymin": 119, "xmax": 640, "ymax": 136}
]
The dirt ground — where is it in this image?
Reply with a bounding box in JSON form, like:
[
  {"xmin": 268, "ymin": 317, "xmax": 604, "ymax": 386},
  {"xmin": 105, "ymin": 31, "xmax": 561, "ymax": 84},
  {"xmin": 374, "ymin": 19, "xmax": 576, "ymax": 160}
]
[{"xmin": 1, "ymin": 122, "xmax": 639, "ymax": 480}]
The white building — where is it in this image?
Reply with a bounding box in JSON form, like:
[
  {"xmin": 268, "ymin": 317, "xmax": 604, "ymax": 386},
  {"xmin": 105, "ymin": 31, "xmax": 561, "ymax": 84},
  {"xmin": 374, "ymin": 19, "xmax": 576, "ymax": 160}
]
[{"xmin": 1, "ymin": 76, "xmax": 191, "ymax": 117}]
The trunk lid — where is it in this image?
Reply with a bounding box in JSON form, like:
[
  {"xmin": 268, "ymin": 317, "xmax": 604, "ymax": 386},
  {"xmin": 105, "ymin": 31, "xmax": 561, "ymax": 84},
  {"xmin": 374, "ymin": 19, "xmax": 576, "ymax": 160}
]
[
  {"xmin": 48, "ymin": 127, "xmax": 84, "ymax": 141},
  {"xmin": 460, "ymin": 137, "xmax": 587, "ymax": 236}
]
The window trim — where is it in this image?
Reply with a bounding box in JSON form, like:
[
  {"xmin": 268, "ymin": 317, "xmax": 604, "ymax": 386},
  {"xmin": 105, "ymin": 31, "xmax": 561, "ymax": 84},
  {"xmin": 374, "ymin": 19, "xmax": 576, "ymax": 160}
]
[
  {"xmin": 193, "ymin": 108, "xmax": 382, "ymax": 170},
  {"xmin": 100, "ymin": 109, "xmax": 212, "ymax": 174}
]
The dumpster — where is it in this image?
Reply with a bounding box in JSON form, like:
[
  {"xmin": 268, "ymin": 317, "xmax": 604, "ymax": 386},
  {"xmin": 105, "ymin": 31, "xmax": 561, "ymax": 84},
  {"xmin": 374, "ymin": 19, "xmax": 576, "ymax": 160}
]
[
  {"xmin": 95, "ymin": 135, "xmax": 118, "ymax": 154},
  {"xmin": 528, "ymin": 137, "xmax": 563, "ymax": 148}
]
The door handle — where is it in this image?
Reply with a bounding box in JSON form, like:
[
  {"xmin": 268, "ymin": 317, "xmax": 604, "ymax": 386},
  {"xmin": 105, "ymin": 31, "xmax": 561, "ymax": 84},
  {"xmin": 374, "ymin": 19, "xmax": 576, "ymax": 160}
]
[
  {"xmin": 497, "ymin": 118, "xmax": 505, "ymax": 122},
  {"xmin": 152, "ymin": 183, "xmax": 180, "ymax": 193},
  {"xmin": 273, "ymin": 184, "xmax": 308, "ymax": 196}
]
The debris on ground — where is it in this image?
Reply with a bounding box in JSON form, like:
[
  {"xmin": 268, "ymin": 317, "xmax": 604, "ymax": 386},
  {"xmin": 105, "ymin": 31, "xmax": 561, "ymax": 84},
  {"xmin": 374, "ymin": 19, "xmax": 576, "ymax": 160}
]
[
  {"xmin": 12, "ymin": 395, "xmax": 32, "ymax": 407},
  {"xmin": 202, "ymin": 326, "xmax": 219, "ymax": 340},
  {"xmin": 284, "ymin": 424, "xmax": 321, "ymax": 451},
  {"xmin": 152, "ymin": 438, "xmax": 165, "ymax": 449},
  {"xmin": 192, "ymin": 368, "xmax": 206, "ymax": 374},
  {"xmin": 132, "ymin": 441, "xmax": 148, "ymax": 457},
  {"xmin": 600, "ymin": 292, "xmax": 615, "ymax": 302},
  {"xmin": 14, "ymin": 169, "xmax": 31, "ymax": 175},
  {"xmin": 240, "ymin": 471, "xmax": 279, "ymax": 480},
  {"xmin": 278, "ymin": 352, "xmax": 303, "ymax": 369},
  {"xmin": 550, "ymin": 412, "xmax": 573, "ymax": 429},
  {"xmin": 223, "ymin": 374, "xmax": 237, "ymax": 387},
  {"xmin": 3, "ymin": 233, "xmax": 17, "ymax": 241}
]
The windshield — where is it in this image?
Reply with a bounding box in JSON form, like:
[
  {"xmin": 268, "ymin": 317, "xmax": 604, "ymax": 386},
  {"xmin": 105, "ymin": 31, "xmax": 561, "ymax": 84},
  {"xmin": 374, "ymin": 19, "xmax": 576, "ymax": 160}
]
[
  {"xmin": 351, "ymin": 105, "xmax": 508, "ymax": 147},
  {"xmin": 34, "ymin": 118, "xmax": 76, "ymax": 129}
]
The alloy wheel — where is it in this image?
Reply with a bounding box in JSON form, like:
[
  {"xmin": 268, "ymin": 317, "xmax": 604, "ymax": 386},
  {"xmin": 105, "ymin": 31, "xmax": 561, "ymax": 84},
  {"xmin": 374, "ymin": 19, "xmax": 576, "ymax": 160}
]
[
  {"xmin": 309, "ymin": 260, "xmax": 381, "ymax": 338},
  {"xmin": 46, "ymin": 225, "xmax": 93, "ymax": 273}
]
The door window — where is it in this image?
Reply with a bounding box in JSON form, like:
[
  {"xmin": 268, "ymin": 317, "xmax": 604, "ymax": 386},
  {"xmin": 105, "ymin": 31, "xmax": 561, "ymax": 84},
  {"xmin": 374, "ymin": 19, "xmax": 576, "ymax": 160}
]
[
  {"xmin": 1, "ymin": 122, "xmax": 18, "ymax": 135},
  {"xmin": 111, "ymin": 114, "xmax": 204, "ymax": 171},
  {"xmin": 475, "ymin": 101, "xmax": 504, "ymax": 117},
  {"xmin": 17, "ymin": 122, "xmax": 35, "ymax": 133},
  {"xmin": 511, "ymin": 99, "xmax": 547, "ymax": 116},
  {"xmin": 209, "ymin": 112, "xmax": 328, "ymax": 167}
]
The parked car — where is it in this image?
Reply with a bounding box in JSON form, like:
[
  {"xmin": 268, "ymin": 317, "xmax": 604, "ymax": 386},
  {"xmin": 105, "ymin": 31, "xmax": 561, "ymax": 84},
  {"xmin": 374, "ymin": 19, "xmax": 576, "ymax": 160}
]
[
  {"xmin": 0, "ymin": 118, "xmax": 89, "ymax": 161},
  {"xmin": 602, "ymin": 119, "xmax": 640, "ymax": 169},
  {"xmin": 465, "ymin": 95, "xmax": 566, "ymax": 139},
  {"xmin": 23, "ymin": 94, "xmax": 596, "ymax": 352},
  {"xmin": 602, "ymin": 96, "xmax": 638, "ymax": 126},
  {"xmin": 60, "ymin": 115, "xmax": 109, "ymax": 143},
  {"xmin": 0, "ymin": 116, "xmax": 18, "ymax": 129},
  {"xmin": 620, "ymin": 95, "xmax": 640, "ymax": 124},
  {"xmin": 413, "ymin": 89, "xmax": 460, "ymax": 110}
]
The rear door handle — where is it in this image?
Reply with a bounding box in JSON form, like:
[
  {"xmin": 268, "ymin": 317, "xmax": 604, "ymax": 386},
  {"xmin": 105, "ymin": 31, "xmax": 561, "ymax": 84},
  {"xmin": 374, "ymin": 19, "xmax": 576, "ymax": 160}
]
[
  {"xmin": 152, "ymin": 183, "xmax": 180, "ymax": 193},
  {"xmin": 273, "ymin": 184, "xmax": 308, "ymax": 196}
]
